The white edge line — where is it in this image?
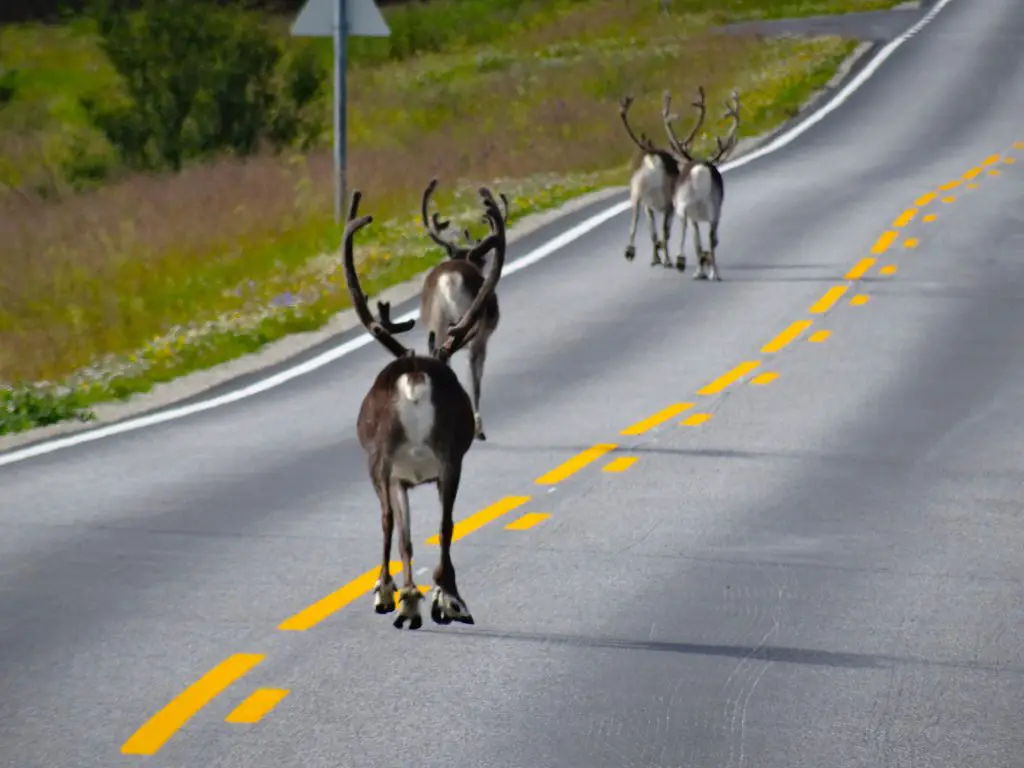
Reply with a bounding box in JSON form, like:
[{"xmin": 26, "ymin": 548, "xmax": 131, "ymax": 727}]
[{"xmin": 0, "ymin": 0, "xmax": 957, "ymax": 469}]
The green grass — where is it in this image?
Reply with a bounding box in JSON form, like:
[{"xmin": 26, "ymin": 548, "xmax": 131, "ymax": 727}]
[{"xmin": 0, "ymin": 0, "xmax": 886, "ymax": 436}]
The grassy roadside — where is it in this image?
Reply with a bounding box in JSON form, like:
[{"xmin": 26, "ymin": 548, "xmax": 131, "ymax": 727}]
[{"xmin": 0, "ymin": 0, "xmax": 887, "ymax": 436}]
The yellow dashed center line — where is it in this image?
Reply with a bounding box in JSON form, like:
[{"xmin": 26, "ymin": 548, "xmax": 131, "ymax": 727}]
[
  {"xmin": 121, "ymin": 653, "xmax": 265, "ymax": 755},
  {"xmin": 751, "ymin": 372, "xmax": 779, "ymax": 386},
  {"xmin": 535, "ymin": 445, "xmax": 616, "ymax": 485},
  {"xmin": 989, "ymin": 169, "xmax": 1001, "ymax": 176},
  {"xmin": 845, "ymin": 258, "xmax": 876, "ymax": 281},
  {"xmin": 892, "ymin": 209, "xmax": 917, "ymax": 227},
  {"xmin": 279, "ymin": 564, "xmax": 402, "ymax": 631},
  {"xmin": 621, "ymin": 402, "xmax": 693, "ymax": 435},
  {"xmin": 914, "ymin": 192, "xmax": 937, "ymax": 207},
  {"xmin": 808, "ymin": 330, "xmax": 831, "ymax": 343},
  {"xmin": 962, "ymin": 167, "xmax": 982, "ymax": 180},
  {"xmin": 226, "ymin": 689, "xmax": 289, "ymax": 724},
  {"xmin": 904, "ymin": 238, "xmax": 919, "ymax": 248},
  {"xmin": 923, "ymin": 214, "xmax": 937, "ymax": 222},
  {"xmin": 1005, "ymin": 157, "xmax": 1017, "ymax": 165},
  {"xmin": 681, "ymin": 413, "xmax": 712, "ymax": 427},
  {"xmin": 809, "ymin": 285, "xmax": 848, "ymax": 315},
  {"xmin": 879, "ymin": 265, "xmax": 897, "ymax": 276},
  {"xmin": 602, "ymin": 456, "xmax": 637, "ymax": 473},
  {"xmin": 941, "ymin": 195, "xmax": 956, "ymax": 203},
  {"xmin": 850, "ymin": 294, "xmax": 870, "ymax": 306},
  {"xmin": 697, "ymin": 360, "xmax": 762, "ymax": 395},
  {"xmin": 871, "ymin": 230, "xmax": 899, "ymax": 254},
  {"xmin": 982, "ymin": 154, "xmax": 1002, "ymax": 166},
  {"xmin": 938, "ymin": 180, "xmax": 961, "ymax": 191},
  {"xmin": 426, "ymin": 495, "xmax": 532, "ymax": 543},
  {"xmin": 1013, "ymin": 142, "xmax": 1024, "ymax": 150},
  {"xmin": 762, "ymin": 320, "xmax": 813, "ymax": 353},
  {"xmin": 505, "ymin": 512, "xmax": 551, "ymax": 531}
]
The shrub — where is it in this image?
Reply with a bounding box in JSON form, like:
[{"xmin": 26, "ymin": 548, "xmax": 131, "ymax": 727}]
[{"xmin": 80, "ymin": 0, "xmax": 328, "ymax": 172}]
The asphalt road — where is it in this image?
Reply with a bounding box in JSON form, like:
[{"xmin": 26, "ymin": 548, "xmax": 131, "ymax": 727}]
[{"xmin": 3, "ymin": 0, "xmax": 1024, "ymax": 766}]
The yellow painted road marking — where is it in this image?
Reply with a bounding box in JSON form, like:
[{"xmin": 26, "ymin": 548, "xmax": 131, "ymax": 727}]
[
  {"xmin": 982, "ymin": 154, "xmax": 1001, "ymax": 166},
  {"xmin": 1014, "ymin": 142, "xmax": 1024, "ymax": 150},
  {"xmin": 751, "ymin": 372, "xmax": 779, "ymax": 386},
  {"xmin": 880, "ymin": 265, "xmax": 897, "ymax": 276},
  {"xmin": 762, "ymin": 320, "xmax": 812, "ymax": 354},
  {"xmin": 967, "ymin": 182, "xmax": 978, "ymax": 189},
  {"xmin": 1005, "ymin": 157, "xmax": 1017, "ymax": 165},
  {"xmin": 938, "ymin": 180, "xmax": 961, "ymax": 191},
  {"xmin": 603, "ymin": 456, "xmax": 637, "ymax": 473},
  {"xmin": 962, "ymin": 167, "xmax": 982, "ymax": 180},
  {"xmin": 850, "ymin": 294, "xmax": 870, "ymax": 306},
  {"xmin": 279, "ymin": 563, "xmax": 402, "ymax": 631},
  {"xmin": 427, "ymin": 495, "xmax": 532, "ymax": 543},
  {"xmin": 904, "ymin": 238, "xmax": 919, "ymax": 248},
  {"xmin": 923, "ymin": 214, "xmax": 937, "ymax": 222},
  {"xmin": 941, "ymin": 196, "xmax": 956, "ymax": 203},
  {"xmin": 892, "ymin": 209, "xmax": 917, "ymax": 227},
  {"xmin": 536, "ymin": 445, "xmax": 616, "ymax": 485},
  {"xmin": 621, "ymin": 403, "xmax": 693, "ymax": 435},
  {"xmin": 697, "ymin": 360, "xmax": 761, "ymax": 395},
  {"xmin": 845, "ymin": 258, "xmax": 876, "ymax": 280},
  {"xmin": 121, "ymin": 654, "xmax": 264, "ymax": 755},
  {"xmin": 871, "ymin": 230, "xmax": 899, "ymax": 254},
  {"xmin": 808, "ymin": 330, "xmax": 831, "ymax": 343},
  {"xmin": 505, "ymin": 512, "xmax": 551, "ymax": 531},
  {"xmin": 681, "ymin": 413, "xmax": 712, "ymax": 426},
  {"xmin": 914, "ymin": 192, "xmax": 936, "ymax": 207},
  {"xmin": 226, "ymin": 689, "xmax": 289, "ymax": 724},
  {"xmin": 809, "ymin": 285, "xmax": 848, "ymax": 315},
  {"xmin": 989, "ymin": 169, "xmax": 1001, "ymax": 176}
]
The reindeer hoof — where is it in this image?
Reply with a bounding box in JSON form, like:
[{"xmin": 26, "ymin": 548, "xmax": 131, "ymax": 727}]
[
  {"xmin": 392, "ymin": 586, "xmax": 422, "ymax": 629},
  {"xmin": 692, "ymin": 270, "xmax": 707, "ymax": 281},
  {"xmin": 373, "ymin": 579, "xmax": 396, "ymax": 614},
  {"xmin": 675, "ymin": 256, "xmax": 686, "ymax": 272},
  {"xmin": 474, "ymin": 414, "xmax": 487, "ymax": 441},
  {"xmin": 650, "ymin": 258, "xmax": 662, "ymax": 267},
  {"xmin": 431, "ymin": 588, "xmax": 475, "ymax": 626},
  {"xmin": 624, "ymin": 246, "xmax": 636, "ymax": 262}
]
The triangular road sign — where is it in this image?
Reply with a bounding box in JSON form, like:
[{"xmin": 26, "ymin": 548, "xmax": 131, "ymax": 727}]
[{"xmin": 291, "ymin": 0, "xmax": 391, "ymax": 37}]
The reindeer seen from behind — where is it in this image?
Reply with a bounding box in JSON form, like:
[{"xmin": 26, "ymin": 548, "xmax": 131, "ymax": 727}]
[
  {"xmin": 343, "ymin": 186, "xmax": 507, "ymax": 630},
  {"xmin": 419, "ymin": 177, "xmax": 510, "ymax": 442},
  {"xmin": 662, "ymin": 86, "xmax": 741, "ymax": 281},
  {"xmin": 619, "ymin": 93, "xmax": 693, "ymax": 271}
]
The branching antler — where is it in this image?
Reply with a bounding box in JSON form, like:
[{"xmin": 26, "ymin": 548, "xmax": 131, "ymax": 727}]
[
  {"xmin": 345, "ymin": 187, "xmax": 505, "ymax": 363},
  {"xmin": 619, "ymin": 95, "xmax": 659, "ymax": 155},
  {"xmin": 662, "ymin": 86, "xmax": 706, "ymax": 161},
  {"xmin": 342, "ymin": 193, "xmax": 415, "ymax": 360},
  {"xmin": 709, "ymin": 89, "xmax": 741, "ymax": 165},
  {"xmin": 420, "ymin": 177, "xmax": 511, "ymax": 259}
]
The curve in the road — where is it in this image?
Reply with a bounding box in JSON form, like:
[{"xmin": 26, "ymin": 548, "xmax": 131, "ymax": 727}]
[
  {"xmin": 119, "ymin": 140, "xmax": 1020, "ymax": 757},
  {"xmin": 0, "ymin": 0, "xmax": 957, "ymax": 470}
]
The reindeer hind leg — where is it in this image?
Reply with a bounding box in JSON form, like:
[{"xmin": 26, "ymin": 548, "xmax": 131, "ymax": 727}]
[
  {"xmin": 691, "ymin": 219, "xmax": 708, "ymax": 280},
  {"xmin": 646, "ymin": 205, "xmax": 662, "ymax": 266},
  {"xmin": 624, "ymin": 190, "xmax": 640, "ymax": 262},
  {"xmin": 431, "ymin": 458, "xmax": 474, "ymax": 626},
  {"xmin": 391, "ymin": 480, "xmax": 422, "ymax": 630},
  {"xmin": 372, "ymin": 473, "xmax": 397, "ymax": 615},
  {"xmin": 708, "ymin": 217, "xmax": 722, "ymax": 282},
  {"xmin": 468, "ymin": 340, "xmax": 488, "ymax": 441},
  {"xmin": 660, "ymin": 209, "xmax": 675, "ymax": 269}
]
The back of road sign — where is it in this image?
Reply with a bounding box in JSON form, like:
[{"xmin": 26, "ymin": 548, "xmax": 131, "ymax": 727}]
[{"xmin": 291, "ymin": 0, "xmax": 391, "ymax": 37}]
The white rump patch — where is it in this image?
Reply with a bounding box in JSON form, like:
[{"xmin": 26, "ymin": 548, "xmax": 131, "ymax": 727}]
[{"xmin": 393, "ymin": 374, "xmax": 441, "ymax": 484}]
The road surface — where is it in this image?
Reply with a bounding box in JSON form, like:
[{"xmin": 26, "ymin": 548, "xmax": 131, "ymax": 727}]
[{"xmin": 2, "ymin": 0, "xmax": 1024, "ymax": 765}]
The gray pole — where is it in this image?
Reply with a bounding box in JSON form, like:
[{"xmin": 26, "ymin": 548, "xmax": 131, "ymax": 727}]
[{"xmin": 333, "ymin": 0, "xmax": 348, "ymax": 224}]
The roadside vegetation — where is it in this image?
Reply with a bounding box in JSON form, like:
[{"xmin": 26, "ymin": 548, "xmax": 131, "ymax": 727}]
[{"xmin": 0, "ymin": 0, "xmax": 898, "ymax": 436}]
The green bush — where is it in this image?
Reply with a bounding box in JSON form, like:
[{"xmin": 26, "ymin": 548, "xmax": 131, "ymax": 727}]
[
  {"xmin": 0, "ymin": 383, "xmax": 95, "ymax": 436},
  {"xmin": 80, "ymin": 0, "xmax": 328, "ymax": 172}
]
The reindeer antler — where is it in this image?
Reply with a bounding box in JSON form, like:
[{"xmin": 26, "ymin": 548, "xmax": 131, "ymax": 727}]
[
  {"xmin": 619, "ymin": 95, "xmax": 659, "ymax": 155},
  {"xmin": 709, "ymin": 89, "xmax": 741, "ymax": 165},
  {"xmin": 437, "ymin": 188, "xmax": 507, "ymax": 363},
  {"xmin": 420, "ymin": 178, "xmax": 511, "ymax": 264},
  {"xmin": 662, "ymin": 86, "xmax": 707, "ymax": 161},
  {"xmin": 342, "ymin": 191, "xmax": 416, "ymax": 359}
]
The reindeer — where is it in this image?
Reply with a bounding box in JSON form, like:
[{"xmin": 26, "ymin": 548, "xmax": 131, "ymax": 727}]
[
  {"xmin": 619, "ymin": 94, "xmax": 690, "ymax": 271},
  {"xmin": 342, "ymin": 185, "xmax": 506, "ymax": 630},
  {"xmin": 662, "ymin": 86, "xmax": 741, "ymax": 281},
  {"xmin": 418, "ymin": 178, "xmax": 510, "ymax": 442}
]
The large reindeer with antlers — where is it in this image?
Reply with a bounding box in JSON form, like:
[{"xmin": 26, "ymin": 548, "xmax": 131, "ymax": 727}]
[
  {"xmin": 343, "ymin": 186, "xmax": 507, "ymax": 630},
  {"xmin": 618, "ymin": 95, "xmax": 688, "ymax": 271},
  {"xmin": 662, "ymin": 86, "xmax": 741, "ymax": 281},
  {"xmin": 418, "ymin": 178, "xmax": 510, "ymax": 442}
]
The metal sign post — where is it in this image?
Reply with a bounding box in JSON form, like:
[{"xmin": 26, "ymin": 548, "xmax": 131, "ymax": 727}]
[{"xmin": 291, "ymin": 0, "xmax": 391, "ymax": 224}]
